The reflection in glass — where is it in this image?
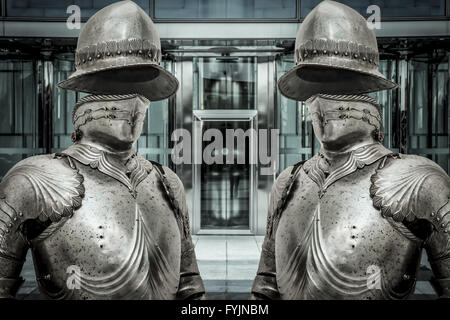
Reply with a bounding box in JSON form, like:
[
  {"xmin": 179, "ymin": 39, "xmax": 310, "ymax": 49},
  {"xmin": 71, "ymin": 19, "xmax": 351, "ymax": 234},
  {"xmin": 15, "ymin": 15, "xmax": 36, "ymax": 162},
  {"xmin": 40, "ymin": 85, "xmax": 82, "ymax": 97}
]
[
  {"xmin": 154, "ymin": 0, "xmax": 297, "ymax": 19},
  {"xmin": 53, "ymin": 54, "xmax": 77, "ymax": 152},
  {"xmin": 0, "ymin": 60, "xmax": 40, "ymax": 178},
  {"xmin": 368, "ymin": 59, "xmax": 399, "ymax": 151},
  {"xmin": 276, "ymin": 54, "xmax": 314, "ymax": 171},
  {"xmin": 300, "ymin": 0, "xmax": 445, "ymax": 18},
  {"xmin": 6, "ymin": 0, "xmax": 149, "ymax": 18},
  {"xmin": 408, "ymin": 52, "xmax": 449, "ymax": 173},
  {"xmin": 200, "ymin": 120, "xmax": 250, "ymax": 230},
  {"xmin": 194, "ymin": 57, "xmax": 256, "ymax": 110}
]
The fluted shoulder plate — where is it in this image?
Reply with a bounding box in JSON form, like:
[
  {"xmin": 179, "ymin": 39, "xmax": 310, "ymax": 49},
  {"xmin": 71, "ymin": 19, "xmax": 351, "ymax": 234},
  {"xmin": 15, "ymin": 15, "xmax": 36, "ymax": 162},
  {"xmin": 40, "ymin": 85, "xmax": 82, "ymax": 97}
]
[
  {"xmin": 370, "ymin": 154, "xmax": 450, "ymax": 232},
  {"xmin": 0, "ymin": 154, "xmax": 84, "ymax": 223}
]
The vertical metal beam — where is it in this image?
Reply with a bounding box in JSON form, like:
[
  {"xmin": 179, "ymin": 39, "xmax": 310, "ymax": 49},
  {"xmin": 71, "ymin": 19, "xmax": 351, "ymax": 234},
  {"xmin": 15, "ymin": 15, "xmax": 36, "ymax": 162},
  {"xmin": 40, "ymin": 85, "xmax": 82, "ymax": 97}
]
[
  {"xmin": 427, "ymin": 54, "xmax": 435, "ymax": 152},
  {"xmin": 41, "ymin": 60, "xmax": 53, "ymax": 154},
  {"xmin": 398, "ymin": 58, "xmax": 409, "ymax": 154},
  {"xmin": 1, "ymin": 0, "xmax": 6, "ymax": 17},
  {"xmin": 149, "ymin": 0, "xmax": 155, "ymax": 19},
  {"xmin": 297, "ymin": 0, "xmax": 302, "ymax": 21}
]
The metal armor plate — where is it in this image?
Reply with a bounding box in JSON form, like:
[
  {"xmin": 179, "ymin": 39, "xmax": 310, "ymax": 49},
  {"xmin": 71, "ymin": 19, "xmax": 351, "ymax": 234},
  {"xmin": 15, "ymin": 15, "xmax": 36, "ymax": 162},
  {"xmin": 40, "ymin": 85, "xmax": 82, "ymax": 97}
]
[
  {"xmin": 31, "ymin": 163, "xmax": 181, "ymax": 300},
  {"xmin": 275, "ymin": 161, "xmax": 422, "ymax": 300}
]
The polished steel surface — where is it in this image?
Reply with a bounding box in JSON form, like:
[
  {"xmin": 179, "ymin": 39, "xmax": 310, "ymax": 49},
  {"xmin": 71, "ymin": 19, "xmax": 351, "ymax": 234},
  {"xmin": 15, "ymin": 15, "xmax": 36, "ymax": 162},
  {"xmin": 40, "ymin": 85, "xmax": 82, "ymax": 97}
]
[
  {"xmin": 57, "ymin": 1, "xmax": 178, "ymax": 101},
  {"xmin": 252, "ymin": 94, "xmax": 450, "ymax": 300},
  {"xmin": 252, "ymin": 3, "xmax": 450, "ymax": 299},
  {"xmin": 278, "ymin": 0, "xmax": 398, "ymax": 101},
  {"xmin": 0, "ymin": 71, "xmax": 203, "ymax": 300}
]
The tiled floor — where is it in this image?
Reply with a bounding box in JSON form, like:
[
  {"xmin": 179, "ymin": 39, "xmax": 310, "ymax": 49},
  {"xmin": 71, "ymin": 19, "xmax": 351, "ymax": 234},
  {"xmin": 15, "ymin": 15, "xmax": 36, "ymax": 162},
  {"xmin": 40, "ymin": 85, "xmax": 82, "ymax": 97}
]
[{"xmin": 17, "ymin": 235, "xmax": 437, "ymax": 300}]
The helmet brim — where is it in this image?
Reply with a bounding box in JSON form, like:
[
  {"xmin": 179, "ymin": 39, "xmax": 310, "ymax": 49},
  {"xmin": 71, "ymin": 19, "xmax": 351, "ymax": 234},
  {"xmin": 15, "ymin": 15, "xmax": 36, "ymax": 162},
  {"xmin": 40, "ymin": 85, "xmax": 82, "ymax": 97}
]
[
  {"xmin": 57, "ymin": 63, "xmax": 179, "ymax": 102},
  {"xmin": 278, "ymin": 63, "xmax": 398, "ymax": 101}
]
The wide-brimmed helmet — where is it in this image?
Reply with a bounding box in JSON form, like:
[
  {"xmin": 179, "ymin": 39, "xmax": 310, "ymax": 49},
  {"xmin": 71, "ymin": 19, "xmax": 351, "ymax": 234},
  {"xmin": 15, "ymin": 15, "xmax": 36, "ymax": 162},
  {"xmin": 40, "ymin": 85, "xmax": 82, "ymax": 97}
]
[
  {"xmin": 278, "ymin": 0, "xmax": 397, "ymax": 101},
  {"xmin": 57, "ymin": 1, "xmax": 178, "ymax": 101}
]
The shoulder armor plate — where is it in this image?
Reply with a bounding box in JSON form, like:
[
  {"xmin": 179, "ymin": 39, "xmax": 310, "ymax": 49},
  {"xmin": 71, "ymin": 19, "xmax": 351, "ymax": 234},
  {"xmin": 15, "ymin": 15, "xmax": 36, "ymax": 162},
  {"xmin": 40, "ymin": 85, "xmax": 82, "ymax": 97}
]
[
  {"xmin": 0, "ymin": 154, "xmax": 85, "ymax": 243},
  {"xmin": 370, "ymin": 154, "xmax": 450, "ymax": 232}
]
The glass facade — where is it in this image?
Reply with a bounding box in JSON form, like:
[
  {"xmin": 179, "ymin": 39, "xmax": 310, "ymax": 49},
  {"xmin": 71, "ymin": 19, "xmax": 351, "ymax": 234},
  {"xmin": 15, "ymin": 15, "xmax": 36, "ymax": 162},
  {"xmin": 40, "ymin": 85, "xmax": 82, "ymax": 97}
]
[
  {"xmin": 408, "ymin": 52, "xmax": 449, "ymax": 173},
  {"xmin": 2, "ymin": 0, "xmax": 448, "ymax": 20},
  {"xmin": 276, "ymin": 53, "xmax": 449, "ymax": 174},
  {"xmin": 277, "ymin": 55, "xmax": 314, "ymax": 170},
  {"xmin": 5, "ymin": 0, "xmax": 149, "ymax": 18},
  {"xmin": 154, "ymin": 0, "xmax": 297, "ymax": 19},
  {"xmin": 193, "ymin": 57, "xmax": 257, "ymax": 110},
  {"xmin": 301, "ymin": 0, "xmax": 446, "ymax": 18},
  {"xmin": 0, "ymin": 59, "xmax": 42, "ymax": 178}
]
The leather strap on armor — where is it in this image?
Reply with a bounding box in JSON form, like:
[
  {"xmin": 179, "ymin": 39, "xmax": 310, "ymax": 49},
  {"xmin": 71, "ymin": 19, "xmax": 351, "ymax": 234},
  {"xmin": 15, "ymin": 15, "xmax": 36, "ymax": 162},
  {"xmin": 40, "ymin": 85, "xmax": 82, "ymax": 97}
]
[
  {"xmin": 150, "ymin": 161, "xmax": 189, "ymax": 238},
  {"xmin": 150, "ymin": 161, "xmax": 205, "ymax": 299},
  {"xmin": 252, "ymin": 161, "xmax": 305, "ymax": 299},
  {"xmin": 267, "ymin": 161, "xmax": 305, "ymax": 239}
]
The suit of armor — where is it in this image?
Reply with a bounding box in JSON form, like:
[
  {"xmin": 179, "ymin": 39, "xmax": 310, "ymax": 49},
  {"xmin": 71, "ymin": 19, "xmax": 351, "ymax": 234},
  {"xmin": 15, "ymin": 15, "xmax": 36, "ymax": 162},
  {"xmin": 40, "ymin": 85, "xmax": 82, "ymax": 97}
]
[
  {"xmin": 0, "ymin": 1, "xmax": 204, "ymax": 300},
  {"xmin": 251, "ymin": 1, "xmax": 450, "ymax": 300}
]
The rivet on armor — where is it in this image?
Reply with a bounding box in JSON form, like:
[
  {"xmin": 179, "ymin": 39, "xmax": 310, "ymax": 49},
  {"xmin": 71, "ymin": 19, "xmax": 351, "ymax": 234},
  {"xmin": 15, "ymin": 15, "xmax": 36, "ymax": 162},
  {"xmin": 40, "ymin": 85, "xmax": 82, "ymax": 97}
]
[
  {"xmin": 354, "ymin": 54, "xmax": 359, "ymax": 58},
  {"xmin": 138, "ymin": 50, "xmax": 143, "ymax": 54},
  {"xmin": 106, "ymin": 52, "xmax": 111, "ymax": 56},
  {"xmin": 313, "ymin": 50, "xmax": 317, "ymax": 54},
  {"xmin": 88, "ymin": 57, "xmax": 92, "ymax": 61},
  {"xmin": 344, "ymin": 52, "xmax": 349, "ymax": 56},
  {"xmin": 363, "ymin": 57, "xmax": 367, "ymax": 61},
  {"xmin": 431, "ymin": 212, "xmax": 435, "ymax": 216},
  {"xmin": 117, "ymin": 51, "xmax": 121, "ymax": 55},
  {"xmin": 402, "ymin": 274, "xmax": 410, "ymax": 280},
  {"xmin": 334, "ymin": 50, "xmax": 338, "ymax": 55},
  {"xmin": 323, "ymin": 50, "xmax": 327, "ymax": 54}
]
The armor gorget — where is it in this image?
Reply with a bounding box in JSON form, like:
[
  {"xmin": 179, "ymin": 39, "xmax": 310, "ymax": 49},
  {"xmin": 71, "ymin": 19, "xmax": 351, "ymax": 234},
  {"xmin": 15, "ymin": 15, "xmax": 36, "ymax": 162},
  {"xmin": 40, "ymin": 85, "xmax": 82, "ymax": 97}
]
[
  {"xmin": 302, "ymin": 143, "xmax": 391, "ymax": 197},
  {"xmin": 63, "ymin": 143, "xmax": 152, "ymax": 198}
]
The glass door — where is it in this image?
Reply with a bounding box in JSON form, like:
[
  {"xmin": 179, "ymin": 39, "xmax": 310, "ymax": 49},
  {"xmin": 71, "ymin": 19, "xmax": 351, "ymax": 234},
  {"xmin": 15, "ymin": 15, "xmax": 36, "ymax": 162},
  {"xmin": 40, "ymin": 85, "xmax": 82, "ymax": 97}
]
[{"xmin": 192, "ymin": 110, "xmax": 258, "ymax": 234}]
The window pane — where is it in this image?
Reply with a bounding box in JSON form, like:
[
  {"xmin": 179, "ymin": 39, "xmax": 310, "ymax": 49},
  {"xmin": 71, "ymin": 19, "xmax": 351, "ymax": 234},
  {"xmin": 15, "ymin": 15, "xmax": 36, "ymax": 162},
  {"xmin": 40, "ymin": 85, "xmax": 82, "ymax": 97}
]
[
  {"xmin": 300, "ymin": 0, "xmax": 445, "ymax": 18},
  {"xmin": 6, "ymin": 0, "xmax": 149, "ymax": 18},
  {"xmin": 0, "ymin": 60, "xmax": 41, "ymax": 178},
  {"xmin": 193, "ymin": 57, "xmax": 257, "ymax": 110},
  {"xmin": 154, "ymin": 0, "xmax": 297, "ymax": 19}
]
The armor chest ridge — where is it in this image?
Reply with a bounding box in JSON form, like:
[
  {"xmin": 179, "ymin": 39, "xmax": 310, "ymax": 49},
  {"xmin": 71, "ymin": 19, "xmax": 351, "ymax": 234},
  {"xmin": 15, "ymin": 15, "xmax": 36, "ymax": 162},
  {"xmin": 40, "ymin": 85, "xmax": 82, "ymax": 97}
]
[{"xmin": 275, "ymin": 163, "xmax": 421, "ymax": 300}]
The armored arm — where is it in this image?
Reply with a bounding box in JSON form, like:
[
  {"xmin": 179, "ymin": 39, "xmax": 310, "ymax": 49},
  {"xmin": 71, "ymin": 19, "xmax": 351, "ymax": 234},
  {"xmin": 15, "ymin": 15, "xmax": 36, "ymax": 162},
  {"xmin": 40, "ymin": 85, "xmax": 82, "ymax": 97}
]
[
  {"xmin": 251, "ymin": 164, "xmax": 302, "ymax": 300},
  {"xmin": 0, "ymin": 154, "xmax": 84, "ymax": 299},
  {"xmin": 370, "ymin": 154, "xmax": 450, "ymax": 298},
  {"xmin": 419, "ymin": 170, "xmax": 450, "ymax": 298},
  {"xmin": 0, "ymin": 191, "xmax": 28, "ymax": 299},
  {"xmin": 158, "ymin": 166, "xmax": 205, "ymax": 300}
]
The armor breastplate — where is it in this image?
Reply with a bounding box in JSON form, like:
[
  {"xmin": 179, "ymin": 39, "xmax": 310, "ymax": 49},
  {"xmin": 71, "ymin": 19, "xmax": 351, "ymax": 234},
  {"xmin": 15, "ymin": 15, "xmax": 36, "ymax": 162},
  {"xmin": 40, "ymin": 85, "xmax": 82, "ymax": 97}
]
[
  {"xmin": 30, "ymin": 146, "xmax": 181, "ymax": 300},
  {"xmin": 275, "ymin": 147, "xmax": 423, "ymax": 300}
]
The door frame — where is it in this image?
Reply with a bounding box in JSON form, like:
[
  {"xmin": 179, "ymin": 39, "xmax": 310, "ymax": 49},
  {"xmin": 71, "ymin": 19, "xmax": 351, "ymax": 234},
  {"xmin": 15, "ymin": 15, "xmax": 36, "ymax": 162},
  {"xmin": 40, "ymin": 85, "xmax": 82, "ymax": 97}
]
[{"xmin": 192, "ymin": 109, "xmax": 258, "ymax": 235}]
